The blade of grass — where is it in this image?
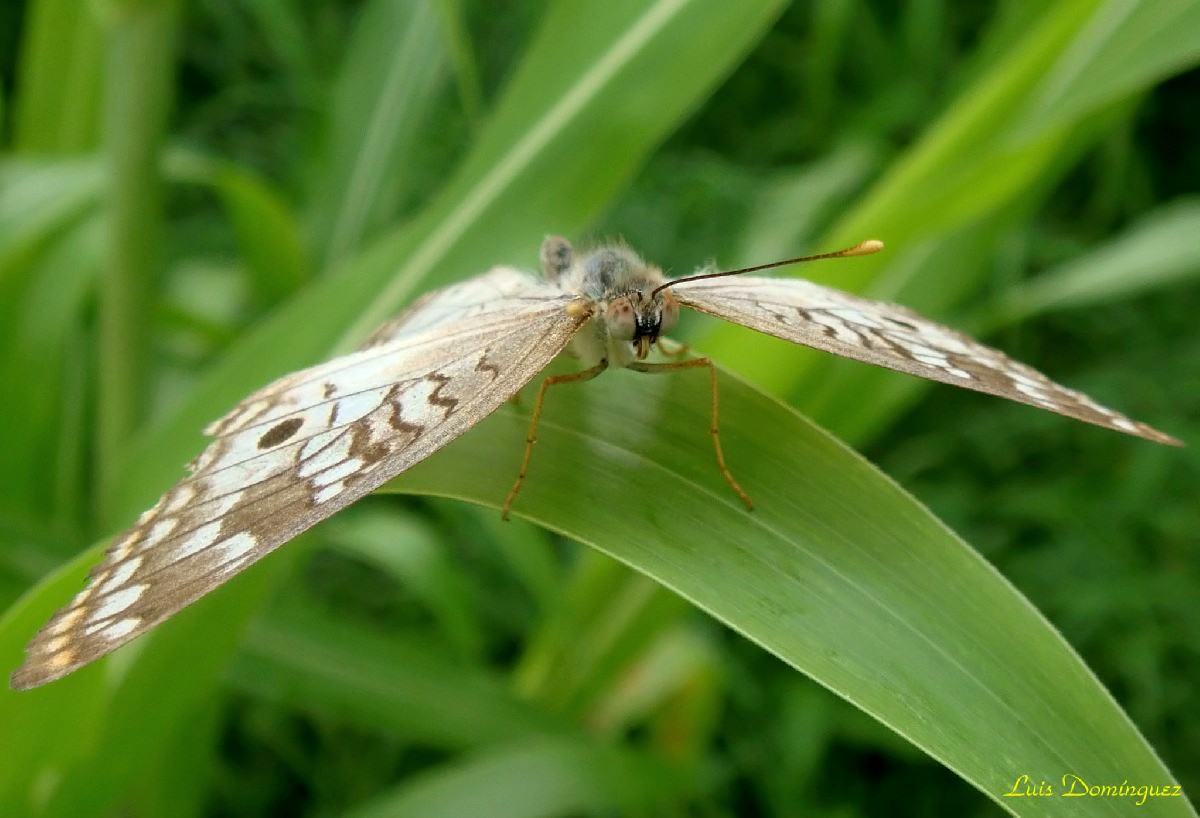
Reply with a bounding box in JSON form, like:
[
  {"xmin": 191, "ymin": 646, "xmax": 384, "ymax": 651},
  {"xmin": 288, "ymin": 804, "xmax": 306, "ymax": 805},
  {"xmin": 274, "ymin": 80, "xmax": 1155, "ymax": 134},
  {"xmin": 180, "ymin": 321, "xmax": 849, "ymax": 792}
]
[
  {"xmin": 430, "ymin": 0, "xmax": 483, "ymax": 125},
  {"xmin": 96, "ymin": 0, "xmax": 179, "ymax": 503},
  {"xmin": 991, "ymin": 198, "xmax": 1200, "ymax": 324},
  {"xmin": 377, "ymin": 363, "xmax": 1192, "ymax": 816},
  {"xmin": 1015, "ymin": 0, "xmax": 1200, "ymax": 139},
  {"xmin": 0, "ymin": 157, "xmax": 102, "ymax": 289},
  {"xmin": 0, "ymin": 216, "xmax": 100, "ymax": 526},
  {"xmin": 11, "ymin": 0, "xmax": 104, "ymax": 153},
  {"xmin": 342, "ymin": 736, "xmax": 701, "ymax": 818},
  {"xmin": 166, "ymin": 149, "xmax": 310, "ymax": 306},
  {"xmin": 323, "ymin": 508, "xmax": 485, "ymax": 660},
  {"xmin": 227, "ymin": 603, "xmax": 568, "ymax": 747},
  {"xmin": 0, "ymin": 545, "xmax": 108, "ymax": 811},
  {"xmin": 513, "ymin": 550, "xmax": 689, "ymax": 716},
  {"xmin": 308, "ymin": 0, "xmax": 449, "ymax": 269}
]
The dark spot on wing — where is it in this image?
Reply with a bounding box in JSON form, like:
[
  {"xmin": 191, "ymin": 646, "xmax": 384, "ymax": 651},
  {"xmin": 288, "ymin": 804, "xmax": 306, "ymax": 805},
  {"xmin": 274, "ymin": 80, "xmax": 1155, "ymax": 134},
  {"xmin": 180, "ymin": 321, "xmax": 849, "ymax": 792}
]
[{"xmin": 258, "ymin": 417, "xmax": 304, "ymax": 449}]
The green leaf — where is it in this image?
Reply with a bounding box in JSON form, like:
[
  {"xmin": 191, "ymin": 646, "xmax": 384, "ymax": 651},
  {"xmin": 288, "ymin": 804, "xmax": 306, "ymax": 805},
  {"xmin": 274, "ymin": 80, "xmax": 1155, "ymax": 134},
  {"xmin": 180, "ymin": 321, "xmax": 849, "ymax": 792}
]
[
  {"xmin": 0, "ymin": 215, "xmax": 99, "ymax": 523},
  {"xmin": 166, "ymin": 149, "xmax": 310, "ymax": 305},
  {"xmin": 379, "ymin": 363, "xmax": 1190, "ymax": 815},
  {"xmin": 227, "ymin": 604, "xmax": 566, "ymax": 748},
  {"xmin": 0, "ymin": 550, "xmax": 107, "ymax": 814},
  {"xmin": 342, "ymin": 736, "xmax": 701, "ymax": 818},
  {"xmin": 11, "ymin": 0, "xmax": 104, "ymax": 153},
  {"xmin": 0, "ymin": 157, "xmax": 102, "ymax": 288},
  {"xmin": 994, "ymin": 198, "xmax": 1200, "ymax": 323},
  {"xmin": 306, "ymin": 0, "xmax": 450, "ymax": 269},
  {"xmin": 322, "ymin": 507, "xmax": 486, "ymax": 660},
  {"xmin": 0, "ymin": 538, "xmax": 294, "ymax": 818},
  {"xmin": 1014, "ymin": 0, "xmax": 1200, "ymax": 139}
]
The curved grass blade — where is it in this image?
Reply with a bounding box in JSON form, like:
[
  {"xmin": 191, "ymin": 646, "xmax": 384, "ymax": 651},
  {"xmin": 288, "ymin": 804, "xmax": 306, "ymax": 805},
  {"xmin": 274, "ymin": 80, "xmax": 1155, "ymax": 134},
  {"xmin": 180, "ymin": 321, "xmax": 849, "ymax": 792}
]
[{"xmin": 386, "ymin": 363, "xmax": 1193, "ymax": 816}]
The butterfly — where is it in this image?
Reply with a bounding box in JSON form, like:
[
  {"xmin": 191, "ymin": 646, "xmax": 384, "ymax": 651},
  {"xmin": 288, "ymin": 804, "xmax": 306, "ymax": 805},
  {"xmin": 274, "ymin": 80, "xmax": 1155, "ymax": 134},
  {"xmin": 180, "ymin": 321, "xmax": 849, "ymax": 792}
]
[{"xmin": 11, "ymin": 236, "xmax": 1179, "ymax": 689}]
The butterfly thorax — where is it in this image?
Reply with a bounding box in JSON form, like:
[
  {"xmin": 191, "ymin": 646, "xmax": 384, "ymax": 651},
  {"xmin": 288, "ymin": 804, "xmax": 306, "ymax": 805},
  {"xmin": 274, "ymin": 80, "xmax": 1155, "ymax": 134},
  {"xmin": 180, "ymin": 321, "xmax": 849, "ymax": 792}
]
[{"xmin": 541, "ymin": 237, "xmax": 679, "ymax": 368}]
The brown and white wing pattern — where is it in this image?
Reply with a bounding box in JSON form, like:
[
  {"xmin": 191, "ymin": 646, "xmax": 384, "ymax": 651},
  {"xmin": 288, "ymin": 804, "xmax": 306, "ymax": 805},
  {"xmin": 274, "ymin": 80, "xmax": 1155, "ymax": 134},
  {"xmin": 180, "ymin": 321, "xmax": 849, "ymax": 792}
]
[
  {"xmin": 672, "ymin": 275, "xmax": 1178, "ymax": 445},
  {"xmin": 13, "ymin": 272, "xmax": 587, "ymax": 689}
]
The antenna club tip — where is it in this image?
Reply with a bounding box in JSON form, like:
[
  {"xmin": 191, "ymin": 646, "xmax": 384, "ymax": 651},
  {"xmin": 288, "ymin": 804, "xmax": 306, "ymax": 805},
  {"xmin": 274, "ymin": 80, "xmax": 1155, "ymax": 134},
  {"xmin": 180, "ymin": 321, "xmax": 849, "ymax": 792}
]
[{"xmin": 849, "ymin": 239, "xmax": 885, "ymax": 256}]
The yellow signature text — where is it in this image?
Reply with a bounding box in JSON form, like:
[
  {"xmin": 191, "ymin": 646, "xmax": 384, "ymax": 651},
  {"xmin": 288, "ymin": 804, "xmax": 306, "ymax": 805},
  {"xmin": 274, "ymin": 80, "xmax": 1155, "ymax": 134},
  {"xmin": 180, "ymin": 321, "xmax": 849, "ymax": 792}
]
[{"xmin": 1002, "ymin": 774, "xmax": 1183, "ymax": 807}]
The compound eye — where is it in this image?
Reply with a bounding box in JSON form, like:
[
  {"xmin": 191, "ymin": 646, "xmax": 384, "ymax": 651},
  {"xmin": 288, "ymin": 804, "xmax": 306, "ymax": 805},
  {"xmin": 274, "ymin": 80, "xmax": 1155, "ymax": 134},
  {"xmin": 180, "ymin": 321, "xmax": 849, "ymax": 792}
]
[
  {"xmin": 659, "ymin": 289, "xmax": 680, "ymax": 334},
  {"xmin": 605, "ymin": 297, "xmax": 636, "ymax": 341}
]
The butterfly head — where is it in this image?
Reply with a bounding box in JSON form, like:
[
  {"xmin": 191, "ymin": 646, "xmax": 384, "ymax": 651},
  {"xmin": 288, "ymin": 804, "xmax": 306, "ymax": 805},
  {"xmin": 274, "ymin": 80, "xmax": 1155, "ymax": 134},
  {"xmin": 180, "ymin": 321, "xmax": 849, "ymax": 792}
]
[
  {"xmin": 605, "ymin": 286, "xmax": 679, "ymax": 359},
  {"xmin": 544, "ymin": 237, "xmax": 682, "ymax": 363},
  {"xmin": 575, "ymin": 245, "xmax": 679, "ymax": 360}
]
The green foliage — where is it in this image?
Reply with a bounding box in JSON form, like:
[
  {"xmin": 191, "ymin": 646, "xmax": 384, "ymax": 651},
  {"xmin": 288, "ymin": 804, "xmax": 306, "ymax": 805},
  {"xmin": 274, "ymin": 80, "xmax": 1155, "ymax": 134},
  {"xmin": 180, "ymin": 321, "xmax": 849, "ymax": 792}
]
[{"xmin": 1, "ymin": 1, "xmax": 1198, "ymax": 816}]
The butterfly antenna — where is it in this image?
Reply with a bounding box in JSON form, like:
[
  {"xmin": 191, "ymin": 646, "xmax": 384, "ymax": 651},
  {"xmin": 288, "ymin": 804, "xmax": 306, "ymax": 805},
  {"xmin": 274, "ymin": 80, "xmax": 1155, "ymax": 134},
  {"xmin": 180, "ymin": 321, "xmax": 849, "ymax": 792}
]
[{"xmin": 653, "ymin": 239, "xmax": 884, "ymax": 296}]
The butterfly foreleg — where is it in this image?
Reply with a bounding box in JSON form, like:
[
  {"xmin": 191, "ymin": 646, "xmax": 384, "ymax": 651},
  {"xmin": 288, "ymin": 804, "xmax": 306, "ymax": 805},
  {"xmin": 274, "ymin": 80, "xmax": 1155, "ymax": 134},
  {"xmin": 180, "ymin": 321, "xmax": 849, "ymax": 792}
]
[
  {"xmin": 628, "ymin": 358, "xmax": 754, "ymax": 511},
  {"xmin": 501, "ymin": 359, "xmax": 609, "ymax": 520}
]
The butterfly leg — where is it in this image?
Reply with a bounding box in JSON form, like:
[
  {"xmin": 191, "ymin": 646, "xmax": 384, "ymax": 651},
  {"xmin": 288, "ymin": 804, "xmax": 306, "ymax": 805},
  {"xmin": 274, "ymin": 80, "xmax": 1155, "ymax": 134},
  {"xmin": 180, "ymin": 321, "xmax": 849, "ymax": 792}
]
[
  {"xmin": 628, "ymin": 358, "xmax": 754, "ymax": 511},
  {"xmin": 502, "ymin": 359, "xmax": 609, "ymax": 520}
]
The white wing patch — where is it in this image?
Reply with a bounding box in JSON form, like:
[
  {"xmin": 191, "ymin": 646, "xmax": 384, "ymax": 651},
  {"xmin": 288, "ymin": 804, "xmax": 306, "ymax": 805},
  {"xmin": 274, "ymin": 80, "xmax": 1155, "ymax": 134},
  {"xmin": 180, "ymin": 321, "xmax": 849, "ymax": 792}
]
[
  {"xmin": 12, "ymin": 268, "xmax": 586, "ymax": 689},
  {"xmin": 672, "ymin": 275, "xmax": 1179, "ymax": 445}
]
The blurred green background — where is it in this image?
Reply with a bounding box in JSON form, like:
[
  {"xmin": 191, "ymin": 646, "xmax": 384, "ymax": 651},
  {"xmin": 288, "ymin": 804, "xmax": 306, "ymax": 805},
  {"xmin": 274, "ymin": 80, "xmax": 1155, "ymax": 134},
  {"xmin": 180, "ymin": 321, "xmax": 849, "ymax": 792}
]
[{"xmin": 1, "ymin": 0, "xmax": 1198, "ymax": 816}]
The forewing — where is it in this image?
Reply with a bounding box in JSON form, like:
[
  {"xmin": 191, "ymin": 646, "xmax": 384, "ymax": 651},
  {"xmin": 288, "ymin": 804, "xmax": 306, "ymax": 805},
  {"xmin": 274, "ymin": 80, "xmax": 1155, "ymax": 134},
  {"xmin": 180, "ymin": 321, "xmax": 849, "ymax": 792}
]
[
  {"xmin": 672, "ymin": 275, "xmax": 1178, "ymax": 445},
  {"xmin": 361, "ymin": 266, "xmax": 564, "ymax": 346},
  {"xmin": 13, "ymin": 283, "xmax": 587, "ymax": 689}
]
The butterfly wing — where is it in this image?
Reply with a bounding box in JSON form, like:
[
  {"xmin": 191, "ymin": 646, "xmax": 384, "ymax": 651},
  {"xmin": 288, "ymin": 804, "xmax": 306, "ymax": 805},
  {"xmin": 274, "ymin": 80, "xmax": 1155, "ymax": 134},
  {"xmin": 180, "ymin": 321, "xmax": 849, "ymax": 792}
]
[
  {"xmin": 672, "ymin": 275, "xmax": 1178, "ymax": 445},
  {"xmin": 361, "ymin": 266, "xmax": 565, "ymax": 346},
  {"xmin": 13, "ymin": 268, "xmax": 587, "ymax": 689}
]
